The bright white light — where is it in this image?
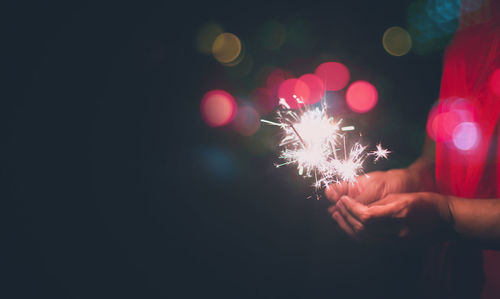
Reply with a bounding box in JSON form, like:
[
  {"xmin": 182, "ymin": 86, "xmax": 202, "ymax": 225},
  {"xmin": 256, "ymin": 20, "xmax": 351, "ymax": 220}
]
[{"xmin": 453, "ymin": 122, "xmax": 479, "ymax": 151}]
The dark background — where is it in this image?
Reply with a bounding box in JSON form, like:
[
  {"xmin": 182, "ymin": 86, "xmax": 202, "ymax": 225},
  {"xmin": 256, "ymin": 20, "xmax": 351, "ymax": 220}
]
[{"xmin": 6, "ymin": 0, "xmax": 448, "ymax": 298}]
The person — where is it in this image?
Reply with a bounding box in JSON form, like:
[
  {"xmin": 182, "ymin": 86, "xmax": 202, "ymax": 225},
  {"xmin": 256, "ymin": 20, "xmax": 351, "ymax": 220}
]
[{"xmin": 326, "ymin": 1, "xmax": 500, "ymax": 298}]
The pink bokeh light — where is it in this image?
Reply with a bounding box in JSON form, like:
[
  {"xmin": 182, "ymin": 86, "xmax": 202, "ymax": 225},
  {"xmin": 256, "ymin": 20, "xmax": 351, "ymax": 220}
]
[
  {"xmin": 200, "ymin": 89, "xmax": 237, "ymax": 127},
  {"xmin": 346, "ymin": 80, "xmax": 378, "ymax": 113}
]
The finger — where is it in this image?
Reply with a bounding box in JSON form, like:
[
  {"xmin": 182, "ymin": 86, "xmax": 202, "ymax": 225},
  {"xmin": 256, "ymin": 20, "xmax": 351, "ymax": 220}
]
[
  {"xmin": 339, "ymin": 195, "xmax": 368, "ymax": 222},
  {"xmin": 355, "ymin": 191, "xmax": 379, "ymax": 205},
  {"xmin": 332, "ymin": 211, "xmax": 357, "ymax": 239},
  {"xmin": 324, "ymin": 184, "xmax": 340, "ymax": 202},
  {"xmin": 337, "ymin": 200, "xmax": 364, "ymax": 233},
  {"xmin": 369, "ymin": 193, "xmax": 413, "ymax": 208},
  {"xmin": 325, "ymin": 182, "xmax": 349, "ymax": 202},
  {"xmin": 327, "ymin": 204, "xmax": 337, "ymax": 214}
]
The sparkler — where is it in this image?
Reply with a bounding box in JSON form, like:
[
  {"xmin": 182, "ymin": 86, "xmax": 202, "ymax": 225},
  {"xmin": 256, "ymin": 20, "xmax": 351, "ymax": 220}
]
[{"xmin": 261, "ymin": 97, "xmax": 390, "ymax": 197}]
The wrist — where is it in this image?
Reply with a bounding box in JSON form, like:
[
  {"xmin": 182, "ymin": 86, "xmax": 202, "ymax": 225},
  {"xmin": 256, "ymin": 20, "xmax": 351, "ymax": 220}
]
[{"xmin": 436, "ymin": 194, "xmax": 456, "ymax": 240}]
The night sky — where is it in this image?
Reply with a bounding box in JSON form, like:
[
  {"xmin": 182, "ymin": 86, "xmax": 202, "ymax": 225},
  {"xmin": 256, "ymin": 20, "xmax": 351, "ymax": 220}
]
[{"xmin": 7, "ymin": 1, "xmax": 449, "ymax": 298}]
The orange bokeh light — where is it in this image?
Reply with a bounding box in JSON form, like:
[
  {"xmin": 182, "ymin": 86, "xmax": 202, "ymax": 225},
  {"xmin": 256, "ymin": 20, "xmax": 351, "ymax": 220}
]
[
  {"xmin": 200, "ymin": 90, "xmax": 237, "ymax": 127},
  {"xmin": 346, "ymin": 81, "xmax": 378, "ymax": 113},
  {"xmin": 278, "ymin": 78, "xmax": 310, "ymax": 109},
  {"xmin": 314, "ymin": 62, "xmax": 350, "ymax": 91}
]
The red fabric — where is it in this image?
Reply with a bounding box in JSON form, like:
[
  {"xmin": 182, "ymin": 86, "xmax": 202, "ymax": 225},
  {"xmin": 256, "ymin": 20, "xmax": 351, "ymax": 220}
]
[{"xmin": 432, "ymin": 1, "xmax": 500, "ymax": 298}]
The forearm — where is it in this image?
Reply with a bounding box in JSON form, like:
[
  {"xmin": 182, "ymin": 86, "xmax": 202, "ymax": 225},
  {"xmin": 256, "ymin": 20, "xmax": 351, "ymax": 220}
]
[
  {"xmin": 448, "ymin": 197, "xmax": 500, "ymax": 249},
  {"xmin": 407, "ymin": 156, "xmax": 435, "ymax": 192},
  {"xmin": 407, "ymin": 137, "xmax": 436, "ymax": 192}
]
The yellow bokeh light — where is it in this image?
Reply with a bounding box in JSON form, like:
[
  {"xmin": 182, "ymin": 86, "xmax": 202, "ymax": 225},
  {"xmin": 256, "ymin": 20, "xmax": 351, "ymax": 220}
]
[
  {"xmin": 195, "ymin": 23, "xmax": 223, "ymax": 55},
  {"xmin": 211, "ymin": 33, "xmax": 242, "ymax": 64},
  {"xmin": 382, "ymin": 26, "xmax": 412, "ymax": 56}
]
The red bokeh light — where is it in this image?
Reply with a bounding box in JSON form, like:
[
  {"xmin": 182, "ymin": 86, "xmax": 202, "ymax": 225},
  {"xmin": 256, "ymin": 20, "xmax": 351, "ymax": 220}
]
[
  {"xmin": 251, "ymin": 87, "xmax": 276, "ymax": 115},
  {"xmin": 233, "ymin": 106, "xmax": 261, "ymax": 136},
  {"xmin": 314, "ymin": 62, "xmax": 350, "ymax": 91},
  {"xmin": 200, "ymin": 89, "xmax": 237, "ymax": 127},
  {"xmin": 426, "ymin": 97, "xmax": 478, "ymax": 142},
  {"xmin": 266, "ymin": 68, "xmax": 293, "ymax": 94},
  {"xmin": 299, "ymin": 74, "xmax": 325, "ymax": 105},
  {"xmin": 278, "ymin": 78, "xmax": 310, "ymax": 109},
  {"xmin": 346, "ymin": 80, "xmax": 378, "ymax": 113},
  {"xmin": 490, "ymin": 69, "xmax": 500, "ymax": 97}
]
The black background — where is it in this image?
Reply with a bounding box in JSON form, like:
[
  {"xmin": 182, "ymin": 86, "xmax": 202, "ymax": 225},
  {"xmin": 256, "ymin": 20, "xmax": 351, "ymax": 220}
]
[{"xmin": 6, "ymin": 1, "xmax": 446, "ymax": 298}]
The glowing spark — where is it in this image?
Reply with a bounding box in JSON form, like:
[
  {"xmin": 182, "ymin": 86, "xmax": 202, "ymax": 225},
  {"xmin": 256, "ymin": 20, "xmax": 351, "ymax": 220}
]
[
  {"xmin": 370, "ymin": 143, "xmax": 391, "ymax": 162},
  {"xmin": 341, "ymin": 126, "xmax": 355, "ymax": 131},
  {"xmin": 262, "ymin": 98, "xmax": 390, "ymax": 196}
]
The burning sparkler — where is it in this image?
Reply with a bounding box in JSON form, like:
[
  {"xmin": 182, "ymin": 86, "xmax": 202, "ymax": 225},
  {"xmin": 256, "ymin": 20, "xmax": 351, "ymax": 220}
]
[{"xmin": 261, "ymin": 97, "xmax": 390, "ymax": 197}]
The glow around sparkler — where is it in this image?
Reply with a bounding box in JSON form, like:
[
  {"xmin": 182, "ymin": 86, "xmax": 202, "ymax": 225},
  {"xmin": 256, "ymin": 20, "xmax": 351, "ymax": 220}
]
[{"xmin": 261, "ymin": 99, "xmax": 390, "ymax": 194}]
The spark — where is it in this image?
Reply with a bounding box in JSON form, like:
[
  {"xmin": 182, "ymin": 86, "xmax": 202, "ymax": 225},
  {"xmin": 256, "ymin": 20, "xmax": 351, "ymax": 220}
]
[
  {"xmin": 341, "ymin": 126, "xmax": 355, "ymax": 131},
  {"xmin": 261, "ymin": 97, "xmax": 390, "ymax": 196},
  {"xmin": 370, "ymin": 143, "xmax": 391, "ymax": 162}
]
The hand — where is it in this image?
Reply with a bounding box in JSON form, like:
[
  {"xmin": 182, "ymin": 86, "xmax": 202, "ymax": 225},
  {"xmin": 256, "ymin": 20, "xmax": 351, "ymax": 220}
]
[
  {"xmin": 331, "ymin": 192, "xmax": 452, "ymax": 242},
  {"xmin": 325, "ymin": 169, "xmax": 419, "ymax": 206}
]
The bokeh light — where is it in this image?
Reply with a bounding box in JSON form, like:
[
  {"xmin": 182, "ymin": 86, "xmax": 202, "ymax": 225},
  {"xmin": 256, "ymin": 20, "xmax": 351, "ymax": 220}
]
[
  {"xmin": 198, "ymin": 146, "xmax": 237, "ymax": 180},
  {"xmin": 452, "ymin": 122, "xmax": 480, "ymax": 151},
  {"xmin": 200, "ymin": 89, "xmax": 237, "ymax": 127},
  {"xmin": 266, "ymin": 68, "xmax": 294, "ymax": 97},
  {"xmin": 278, "ymin": 78, "xmax": 310, "ymax": 109},
  {"xmin": 426, "ymin": 97, "xmax": 478, "ymax": 142},
  {"xmin": 299, "ymin": 74, "xmax": 325, "ymax": 105},
  {"xmin": 382, "ymin": 26, "xmax": 412, "ymax": 56},
  {"xmin": 212, "ymin": 33, "xmax": 242, "ymax": 64},
  {"xmin": 315, "ymin": 62, "xmax": 350, "ymax": 91},
  {"xmin": 195, "ymin": 23, "xmax": 224, "ymax": 55},
  {"xmin": 407, "ymin": 0, "xmax": 458, "ymax": 55},
  {"xmin": 233, "ymin": 106, "xmax": 261, "ymax": 136},
  {"xmin": 426, "ymin": 0, "xmax": 461, "ymax": 26},
  {"xmin": 225, "ymin": 54, "xmax": 253, "ymax": 77},
  {"xmin": 251, "ymin": 87, "xmax": 276, "ymax": 115},
  {"xmin": 257, "ymin": 20, "xmax": 286, "ymax": 50},
  {"xmin": 490, "ymin": 69, "xmax": 500, "ymax": 97},
  {"xmin": 346, "ymin": 81, "xmax": 378, "ymax": 113}
]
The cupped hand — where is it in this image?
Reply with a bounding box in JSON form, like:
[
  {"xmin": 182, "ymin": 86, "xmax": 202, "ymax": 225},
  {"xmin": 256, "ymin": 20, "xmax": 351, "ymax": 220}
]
[
  {"xmin": 330, "ymin": 192, "xmax": 452, "ymax": 242},
  {"xmin": 325, "ymin": 169, "xmax": 419, "ymax": 206}
]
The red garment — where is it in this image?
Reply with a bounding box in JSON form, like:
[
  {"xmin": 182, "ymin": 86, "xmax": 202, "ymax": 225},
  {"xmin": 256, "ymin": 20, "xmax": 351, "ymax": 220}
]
[{"xmin": 431, "ymin": 1, "xmax": 500, "ymax": 298}]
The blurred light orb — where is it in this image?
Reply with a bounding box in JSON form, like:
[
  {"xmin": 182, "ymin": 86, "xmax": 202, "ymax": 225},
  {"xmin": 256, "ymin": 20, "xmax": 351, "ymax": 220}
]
[
  {"xmin": 225, "ymin": 54, "xmax": 253, "ymax": 77},
  {"xmin": 426, "ymin": 0, "xmax": 461, "ymax": 24},
  {"xmin": 490, "ymin": 68, "xmax": 500, "ymax": 97},
  {"xmin": 299, "ymin": 74, "xmax": 325, "ymax": 105},
  {"xmin": 198, "ymin": 146, "xmax": 236, "ymax": 179},
  {"xmin": 234, "ymin": 106, "xmax": 261, "ymax": 136},
  {"xmin": 382, "ymin": 26, "xmax": 412, "ymax": 56},
  {"xmin": 453, "ymin": 122, "xmax": 480, "ymax": 150},
  {"xmin": 315, "ymin": 62, "xmax": 350, "ymax": 91},
  {"xmin": 426, "ymin": 97, "xmax": 478, "ymax": 142},
  {"xmin": 200, "ymin": 90, "xmax": 237, "ymax": 127},
  {"xmin": 251, "ymin": 87, "xmax": 276, "ymax": 115},
  {"xmin": 212, "ymin": 33, "xmax": 242, "ymax": 64},
  {"xmin": 258, "ymin": 20, "xmax": 287, "ymax": 50},
  {"xmin": 266, "ymin": 68, "xmax": 293, "ymax": 92},
  {"xmin": 346, "ymin": 81, "xmax": 378, "ymax": 113},
  {"xmin": 195, "ymin": 23, "xmax": 224, "ymax": 55},
  {"xmin": 278, "ymin": 78, "xmax": 310, "ymax": 109}
]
